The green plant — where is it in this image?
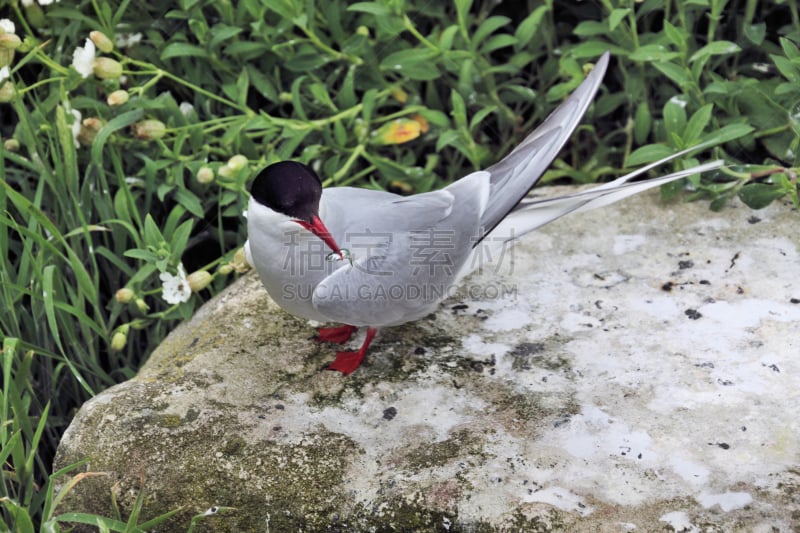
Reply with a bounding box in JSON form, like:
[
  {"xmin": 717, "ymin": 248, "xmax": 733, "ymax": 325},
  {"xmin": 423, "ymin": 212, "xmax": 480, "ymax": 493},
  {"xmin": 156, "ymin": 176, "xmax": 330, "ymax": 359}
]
[{"xmin": 0, "ymin": 0, "xmax": 797, "ymax": 528}]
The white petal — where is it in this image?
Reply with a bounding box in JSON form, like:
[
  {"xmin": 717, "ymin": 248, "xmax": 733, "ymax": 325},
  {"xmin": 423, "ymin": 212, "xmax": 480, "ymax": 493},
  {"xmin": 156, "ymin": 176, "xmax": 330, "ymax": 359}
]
[
  {"xmin": 160, "ymin": 264, "xmax": 191, "ymax": 304},
  {"xmin": 0, "ymin": 19, "xmax": 15, "ymax": 34},
  {"xmin": 70, "ymin": 108, "xmax": 81, "ymax": 148},
  {"xmin": 71, "ymin": 38, "xmax": 96, "ymax": 78}
]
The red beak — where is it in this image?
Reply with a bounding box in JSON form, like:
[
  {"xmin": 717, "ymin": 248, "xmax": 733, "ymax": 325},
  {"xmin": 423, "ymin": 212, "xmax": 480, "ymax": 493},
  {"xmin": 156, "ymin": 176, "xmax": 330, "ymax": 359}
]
[{"xmin": 295, "ymin": 216, "xmax": 344, "ymax": 259}]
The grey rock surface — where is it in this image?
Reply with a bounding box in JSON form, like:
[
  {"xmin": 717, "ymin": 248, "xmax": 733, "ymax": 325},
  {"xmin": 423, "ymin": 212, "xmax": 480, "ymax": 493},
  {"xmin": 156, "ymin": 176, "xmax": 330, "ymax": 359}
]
[{"xmin": 54, "ymin": 189, "xmax": 800, "ymax": 532}]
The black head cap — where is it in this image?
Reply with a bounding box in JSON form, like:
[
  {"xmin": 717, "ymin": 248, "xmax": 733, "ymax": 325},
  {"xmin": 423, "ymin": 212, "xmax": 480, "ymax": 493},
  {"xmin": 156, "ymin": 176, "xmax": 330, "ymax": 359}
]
[{"xmin": 250, "ymin": 161, "xmax": 323, "ymax": 221}]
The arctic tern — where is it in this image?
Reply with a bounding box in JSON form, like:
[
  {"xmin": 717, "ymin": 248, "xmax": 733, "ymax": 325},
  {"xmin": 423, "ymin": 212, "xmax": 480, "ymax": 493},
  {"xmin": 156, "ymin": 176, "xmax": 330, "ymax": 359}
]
[{"xmin": 245, "ymin": 51, "xmax": 723, "ymax": 374}]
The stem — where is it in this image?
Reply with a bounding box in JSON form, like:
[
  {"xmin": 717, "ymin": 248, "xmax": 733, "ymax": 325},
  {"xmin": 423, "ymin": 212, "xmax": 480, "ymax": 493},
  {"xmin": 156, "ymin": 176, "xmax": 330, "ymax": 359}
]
[
  {"xmin": 124, "ymin": 58, "xmax": 253, "ymax": 114},
  {"xmin": 403, "ymin": 15, "xmax": 441, "ymax": 52},
  {"xmin": 298, "ymin": 25, "xmax": 363, "ymax": 65},
  {"xmin": 328, "ymin": 144, "xmax": 365, "ymax": 185},
  {"xmin": 753, "ymin": 123, "xmax": 791, "ymax": 139}
]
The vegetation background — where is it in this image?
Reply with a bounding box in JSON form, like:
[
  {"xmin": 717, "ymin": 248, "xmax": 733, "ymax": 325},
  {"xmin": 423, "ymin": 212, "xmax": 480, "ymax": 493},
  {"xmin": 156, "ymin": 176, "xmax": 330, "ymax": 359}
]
[{"xmin": 0, "ymin": 0, "xmax": 797, "ymax": 529}]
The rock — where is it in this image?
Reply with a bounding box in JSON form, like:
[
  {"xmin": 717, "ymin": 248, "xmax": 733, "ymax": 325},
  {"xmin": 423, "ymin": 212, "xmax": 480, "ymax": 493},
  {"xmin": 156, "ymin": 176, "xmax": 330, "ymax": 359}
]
[{"xmin": 54, "ymin": 189, "xmax": 800, "ymax": 532}]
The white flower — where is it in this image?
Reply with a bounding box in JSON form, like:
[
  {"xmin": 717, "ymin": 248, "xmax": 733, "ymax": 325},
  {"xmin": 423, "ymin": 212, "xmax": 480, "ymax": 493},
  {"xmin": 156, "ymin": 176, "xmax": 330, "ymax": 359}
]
[
  {"xmin": 70, "ymin": 108, "xmax": 81, "ymax": 148},
  {"xmin": 0, "ymin": 19, "xmax": 15, "ymax": 34},
  {"xmin": 179, "ymin": 101, "xmax": 194, "ymax": 117},
  {"xmin": 38, "ymin": 0, "xmax": 61, "ymax": 5},
  {"xmin": 71, "ymin": 38, "xmax": 95, "ymax": 78},
  {"xmin": 21, "ymin": 0, "xmax": 34, "ymax": 7},
  {"xmin": 0, "ymin": 66, "xmax": 9, "ymax": 82},
  {"xmin": 160, "ymin": 264, "xmax": 191, "ymax": 304},
  {"xmin": 115, "ymin": 32, "xmax": 142, "ymax": 49}
]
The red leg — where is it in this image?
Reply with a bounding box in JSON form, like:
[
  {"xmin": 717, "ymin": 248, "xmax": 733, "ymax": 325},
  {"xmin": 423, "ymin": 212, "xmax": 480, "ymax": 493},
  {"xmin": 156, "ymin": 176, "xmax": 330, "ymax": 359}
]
[
  {"xmin": 327, "ymin": 327, "xmax": 378, "ymax": 375},
  {"xmin": 315, "ymin": 324, "xmax": 358, "ymax": 344}
]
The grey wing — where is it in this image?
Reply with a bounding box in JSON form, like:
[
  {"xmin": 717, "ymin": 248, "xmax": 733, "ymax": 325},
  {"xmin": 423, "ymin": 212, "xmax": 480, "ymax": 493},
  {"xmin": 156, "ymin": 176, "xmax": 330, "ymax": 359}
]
[
  {"xmin": 477, "ymin": 51, "xmax": 611, "ymax": 238},
  {"xmin": 313, "ymin": 173, "xmax": 490, "ymax": 326}
]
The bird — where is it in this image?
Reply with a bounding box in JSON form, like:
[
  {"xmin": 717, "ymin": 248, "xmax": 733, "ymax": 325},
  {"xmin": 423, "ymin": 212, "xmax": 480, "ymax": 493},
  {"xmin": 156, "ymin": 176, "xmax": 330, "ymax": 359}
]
[{"xmin": 244, "ymin": 51, "xmax": 723, "ymax": 375}]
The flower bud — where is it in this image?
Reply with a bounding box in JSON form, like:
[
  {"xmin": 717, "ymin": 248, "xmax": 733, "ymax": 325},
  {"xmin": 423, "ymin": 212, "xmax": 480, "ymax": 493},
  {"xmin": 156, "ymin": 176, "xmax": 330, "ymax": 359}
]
[
  {"xmin": 111, "ymin": 330, "xmax": 127, "ymax": 351},
  {"xmin": 3, "ymin": 138, "xmax": 19, "ymax": 152},
  {"xmin": 372, "ymin": 118, "xmax": 422, "ymax": 145},
  {"xmin": 388, "ymin": 180, "xmax": 414, "ymax": 195},
  {"xmin": 0, "ymin": 33, "xmax": 21, "ymax": 50},
  {"xmin": 218, "ymin": 165, "xmax": 234, "ymax": 178},
  {"xmin": 196, "ymin": 166, "xmax": 214, "ymax": 184},
  {"xmin": 187, "ymin": 270, "xmax": 213, "ymax": 292},
  {"xmin": 0, "ymin": 80, "xmax": 14, "ymax": 103},
  {"xmin": 356, "ymin": 25, "xmax": 370, "ymax": 37},
  {"xmin": 179, "ymin": 101, "xmax": 195, "ymax": 117},
  {"xmin": 132, "ymin": 119, "xmax": 166, "ymax": 140},
  {"xmin": 135, "ymin": 298, "xmax": 150, "ymax": 313},
  {"xmin": 93, "ymin": 57, "xmax": 122, "ymax": 79},
  {"xmin": 232, "ymin": 247, "xmax": 251, "ymax": 272},
  {"xmin": 391, "ymin": 87, "xmax": 408, "ymax": 104},
  {"xmin": 89, "ymin": 31, "xmax": 114, "ymax": 53},
  {"xmin": 107, "ymin": 89, "xmax": 129, "ymax": 106},
  {"xmin": 227, "ymin": 154, "xmax": 248, "ymax": 172},
  {"xmin": 353, "ymin": 118, "xmax": 368, "ymax": 140},
  {"xmin": 0, "ymin": 49, "xmax": 13, "ymax": 68},
  {"xmin": 218, "ymin": 263, "xmax": 234, "ymax": 275},
  {"xmin": 115, "ymin": 287, "xmax": 134, "ymax": 303},
  {"xmin": 77, "ymin": 117, "xmax": 104, "ymax": 146}
]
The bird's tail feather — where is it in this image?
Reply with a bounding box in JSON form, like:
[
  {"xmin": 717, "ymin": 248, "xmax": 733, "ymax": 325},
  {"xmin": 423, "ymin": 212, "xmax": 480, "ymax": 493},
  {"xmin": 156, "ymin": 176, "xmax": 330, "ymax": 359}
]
[
  {"xmin": 475, "ymin": 51, "xmax": 611, "ymax": 239},
  {"xmin": 474, "ymin": 155, "xmax": 724, "ymax": 266}
]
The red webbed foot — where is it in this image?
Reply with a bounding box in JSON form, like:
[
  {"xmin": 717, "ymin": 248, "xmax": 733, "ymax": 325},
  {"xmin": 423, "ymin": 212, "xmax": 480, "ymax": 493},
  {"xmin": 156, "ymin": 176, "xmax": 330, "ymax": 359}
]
[
  {"xmin": 315, "ymin": 324, "xmax": 358, "ymax": 344},
  {"xmin": 326, "ymin": 327, "xmax": 378, "ymax": 375}
]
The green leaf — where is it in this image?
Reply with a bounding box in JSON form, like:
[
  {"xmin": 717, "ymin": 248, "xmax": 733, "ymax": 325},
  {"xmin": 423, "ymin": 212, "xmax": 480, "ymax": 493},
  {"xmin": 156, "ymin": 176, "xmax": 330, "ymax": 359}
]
[
  {"xmin": 417, "ymin": 108, "xmax": 450, "ymax": 128},
  {"xmin": 438, "ymin": 25, "xmax": 460, "ymax": 51},
  {"xmin": 143, "ymin": 214, "xmax": 164, "ymax": 249},
  {"xmin": 42, "ymin": 265, "xmax": 63, "ymax": 353},
  {"xmin": 160, "ymin": 42, "xmax": 209, "ymax": 60},
  {"xmin": 608, "ymin": 8, "xmax": 630, "ymax": 31},
  {"xmin": 1, "ymin": 498, "xmax": 35, "ymax": 533},
  {"xmin": 743, "ymin": 23, "xmax": 766, "ymax": 46},
  {"xmin": 123, "ymin": 249, "xmax": 159, "ymax": 262},
  {"xmin": 627, "ymin": 143, "xmax": 675, "ymax": 166},
  {"xmin": 780, "ymin": 36, "xmax": 800, "ymax": 60},
  {"xmin": 570, "ymin": 40, "xmax": 613, "ymax": 58},
  {"xmin": 701, "ymin": 123, "xmax": 755, "ymax": 145},
  {"xmin": 379, "ymin": 48, "xmax": 441, "ymax": 80},
  {"xmin": 663, "ymin": 99, "xmax": 687, "ymax": 138},
  {"xmin": 309, "ymin": 82, "xmax": 337, "ymax": 111},
  {"xmin": 663, "ymin": 20, "xmax": 687, "ymax": 49},
  {"xmin": 573, "ymin": 20, "xmax": 608, "ymax": 37},
  {"xmin": 469, "ymin": 105, "xmax": 498, "ymax": 133},
  {"xmin": 174, "ymin": 188, "xmax": 204, "ymax": 218},
  {"xmin": 515, "ymin": 5, "xmax": 549, "ymax": 47},
  {"xmin": 771, "ymin": 54, "xmax": 800, "ymax": 83},
  {"xmin": 450, "ymin": 90, "xmax": 468, "ymax": 130},
  {"xmin": 683, "ymin": 103, "xmax": 713, "ymax": 144},
  {"xmin": 209, "ymin": 24, "xmax": 243, "ymax": 48},
  {"xmin": 284, "ymin": 53, "xmax": 330, "ymax": 72},
  {"xmin": 90, "ymin": 108, "xmax": 144, "ymax": 168},
  {"xmin": 472, "ymin": 16, "xmax": 511, "ymax": 48},
  {"xmin": 652, "ymin": 61, "xmax": 692, "ymax": 88},
  {"xmin": 480, "ymin": 34, "xmax": 517, "ymax": 53},
  {"xmin": 738, "ymin": 183, "xmax": 786, "ymax": 209},
  {"xmin": 629, "ymin": 44, "xmax": 679, "ymax": 62},
  {"xmin": 633, "ymin": 102, "xmax": 652, "ymax": 145},
  {"xmin": 689, "ymin": 41, "xmax": 741, "ymax": 63},
  {"xmin": 347, "ymin": 2, "xmax": 391, "ymax": 16}
]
